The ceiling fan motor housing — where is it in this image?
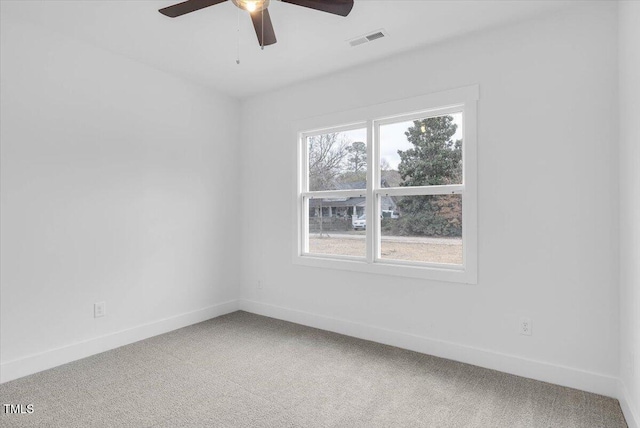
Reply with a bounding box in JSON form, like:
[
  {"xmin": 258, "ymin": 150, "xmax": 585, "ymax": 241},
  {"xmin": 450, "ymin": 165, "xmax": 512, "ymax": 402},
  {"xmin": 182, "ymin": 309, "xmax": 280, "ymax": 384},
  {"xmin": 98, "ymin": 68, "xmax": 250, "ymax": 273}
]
[{"xmin": 231, "ymin": 0, "xmax": 270, "ymax": 13}]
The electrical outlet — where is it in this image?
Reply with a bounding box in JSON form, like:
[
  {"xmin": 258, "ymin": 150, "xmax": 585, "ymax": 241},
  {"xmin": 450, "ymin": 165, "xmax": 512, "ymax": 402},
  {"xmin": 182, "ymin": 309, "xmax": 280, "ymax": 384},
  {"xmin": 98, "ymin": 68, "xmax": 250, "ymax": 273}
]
[
  {"xmin": 519, "ymin": 317, "xmax": 532, "ymax": 336},
  {"xmin": 94, "ymin": 302, "xmax": 106, "ymax": 318},
  {"xmin": 257, "ymin": 280, "xmax": 263, "ymax": 290}
]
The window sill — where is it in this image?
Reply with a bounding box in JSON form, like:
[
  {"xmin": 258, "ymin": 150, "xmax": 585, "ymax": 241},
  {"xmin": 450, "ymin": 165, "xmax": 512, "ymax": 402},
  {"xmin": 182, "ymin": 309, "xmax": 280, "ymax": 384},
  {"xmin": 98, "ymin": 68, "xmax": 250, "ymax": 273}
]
[{"xmin": 293, "ymin": 254, "xmax": 477, "ymax": 284}]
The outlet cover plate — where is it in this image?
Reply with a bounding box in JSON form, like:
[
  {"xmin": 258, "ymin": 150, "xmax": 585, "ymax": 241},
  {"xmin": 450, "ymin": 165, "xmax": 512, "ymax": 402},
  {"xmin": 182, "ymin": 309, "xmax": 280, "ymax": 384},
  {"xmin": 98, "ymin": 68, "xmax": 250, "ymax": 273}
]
[{"xmin": 94, "ymin": 302, "xmax": 106, "ymax": 318}]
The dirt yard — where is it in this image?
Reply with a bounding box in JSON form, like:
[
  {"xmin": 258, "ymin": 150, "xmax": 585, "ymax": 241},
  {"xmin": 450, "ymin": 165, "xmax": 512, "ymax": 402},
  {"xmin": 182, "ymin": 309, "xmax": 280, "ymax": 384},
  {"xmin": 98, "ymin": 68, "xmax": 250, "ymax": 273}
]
[{"xmin": 308, "ymin": 233, "xmax": 462, "ymax": 265}]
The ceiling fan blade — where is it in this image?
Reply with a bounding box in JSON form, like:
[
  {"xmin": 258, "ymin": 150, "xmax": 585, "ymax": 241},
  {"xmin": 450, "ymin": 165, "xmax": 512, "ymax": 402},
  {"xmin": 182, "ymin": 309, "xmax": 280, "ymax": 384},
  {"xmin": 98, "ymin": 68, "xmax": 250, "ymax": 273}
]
[
  {"xmin": 281, "ymin": 0, "xmax": 353, "ymax": 17},
  {"xmin": 250, "ymin": 8, "xmax": 277, "ymax": 46},
  {"xmin": 159, "ymin": 0, "xmax": 227, "ymax": 18}
]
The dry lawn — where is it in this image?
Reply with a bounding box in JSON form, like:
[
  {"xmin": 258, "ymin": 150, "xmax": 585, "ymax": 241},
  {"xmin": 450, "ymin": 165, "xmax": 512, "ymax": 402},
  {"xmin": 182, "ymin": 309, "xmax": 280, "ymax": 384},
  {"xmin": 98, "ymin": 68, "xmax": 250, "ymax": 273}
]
[{"xmin": 308, "ymin": 234, "xmax": 462, "ymax": 265}]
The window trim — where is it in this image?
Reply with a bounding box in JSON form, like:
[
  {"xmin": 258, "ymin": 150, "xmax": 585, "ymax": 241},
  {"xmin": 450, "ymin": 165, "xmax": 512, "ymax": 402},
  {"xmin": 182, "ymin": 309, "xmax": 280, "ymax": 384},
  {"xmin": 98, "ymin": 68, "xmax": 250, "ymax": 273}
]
[{"xmin": 293, "ymin": 85, "xmax": 478, "ymax": 284}]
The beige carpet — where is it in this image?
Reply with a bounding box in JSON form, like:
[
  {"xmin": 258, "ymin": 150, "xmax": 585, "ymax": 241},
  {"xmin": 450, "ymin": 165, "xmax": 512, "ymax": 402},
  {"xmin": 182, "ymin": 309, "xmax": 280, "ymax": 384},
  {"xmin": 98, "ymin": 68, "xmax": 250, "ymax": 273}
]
[{"xmin": 0, "ymin": 311, "xmax": 627, "ymax": 427}]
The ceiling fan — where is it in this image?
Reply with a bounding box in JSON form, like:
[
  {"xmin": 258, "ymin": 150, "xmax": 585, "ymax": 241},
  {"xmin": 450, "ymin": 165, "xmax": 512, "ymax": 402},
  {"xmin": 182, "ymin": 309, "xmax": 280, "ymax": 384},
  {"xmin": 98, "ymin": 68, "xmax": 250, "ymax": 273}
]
[{"xmin": 158, "ymin": 0, "xmax": 354, "ymax": 47}]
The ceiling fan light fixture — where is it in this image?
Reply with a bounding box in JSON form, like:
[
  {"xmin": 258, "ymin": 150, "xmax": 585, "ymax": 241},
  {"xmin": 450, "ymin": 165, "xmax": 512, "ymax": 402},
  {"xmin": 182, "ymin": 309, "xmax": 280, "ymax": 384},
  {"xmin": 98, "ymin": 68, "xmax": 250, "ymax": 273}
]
[
  {"xmin": 159, "ymin": 0, "xmax": 354, "ymax": 49},
  {"xmin": 231, "ymin": 0, "xmax": 270, "ymax": 13}
]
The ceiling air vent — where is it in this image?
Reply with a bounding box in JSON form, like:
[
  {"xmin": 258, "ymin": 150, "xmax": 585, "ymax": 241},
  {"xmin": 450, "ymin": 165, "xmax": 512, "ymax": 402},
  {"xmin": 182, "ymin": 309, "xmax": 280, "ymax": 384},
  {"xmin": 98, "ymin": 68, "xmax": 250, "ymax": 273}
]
[
  {"xmin": 348, "ymin": 29, "xmax": 388, "ymax": 47},
  {"xmin": 366, "ymin": 31, "xmax": 385, "ymax": 42}
]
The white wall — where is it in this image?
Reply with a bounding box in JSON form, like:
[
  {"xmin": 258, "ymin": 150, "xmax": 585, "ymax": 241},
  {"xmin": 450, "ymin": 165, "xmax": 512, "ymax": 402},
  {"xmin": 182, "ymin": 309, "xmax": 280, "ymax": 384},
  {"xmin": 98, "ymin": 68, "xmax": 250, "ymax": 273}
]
[
  {"xmin": 619, "ymin": 1, "xmax": 640, "ymax": 425},
  {"xmin": 0, "ymin": 15, "xmax": 241, "ymax": 381},
  {"xmin": 239, "ymin": 2, "xmax": 620, "ymax": 396}
]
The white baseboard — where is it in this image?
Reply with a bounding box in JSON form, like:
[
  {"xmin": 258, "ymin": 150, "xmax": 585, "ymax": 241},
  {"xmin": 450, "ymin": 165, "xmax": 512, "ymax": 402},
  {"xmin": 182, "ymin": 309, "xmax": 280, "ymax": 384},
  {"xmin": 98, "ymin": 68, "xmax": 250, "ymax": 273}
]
[
  {"xmin": 618, "ymin": 381, "xmax": 639, "ymax": 428},
  {"xmin": 239, "ymin": 299, "xmax": 618, "ymax": 398},
  {"xmin": 0, "ymin": 299, "xmax": 239, "ymax": 384}
]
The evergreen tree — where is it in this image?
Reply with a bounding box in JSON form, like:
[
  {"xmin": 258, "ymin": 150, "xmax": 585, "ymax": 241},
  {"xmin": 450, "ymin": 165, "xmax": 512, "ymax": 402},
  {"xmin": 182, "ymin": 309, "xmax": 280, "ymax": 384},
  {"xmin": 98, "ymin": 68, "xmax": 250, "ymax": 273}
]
[{"xmin": 394, "ymin": 116, "xmax": 462, "ymax": 237}]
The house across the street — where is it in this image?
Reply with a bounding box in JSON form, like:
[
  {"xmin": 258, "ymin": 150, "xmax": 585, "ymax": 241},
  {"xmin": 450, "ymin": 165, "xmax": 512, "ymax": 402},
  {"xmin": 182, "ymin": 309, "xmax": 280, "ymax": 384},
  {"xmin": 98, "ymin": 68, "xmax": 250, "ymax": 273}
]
[{"xmin": 308, "ymin": 181, "xmax": 397, "ymax": 219}]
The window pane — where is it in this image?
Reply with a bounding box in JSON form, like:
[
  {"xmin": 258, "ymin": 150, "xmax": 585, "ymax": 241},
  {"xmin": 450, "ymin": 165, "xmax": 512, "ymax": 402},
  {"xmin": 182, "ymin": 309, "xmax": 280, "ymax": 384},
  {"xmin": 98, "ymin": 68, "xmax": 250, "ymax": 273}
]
[
  {"xmin": 379, "ymin": 113, "xmax": 463, "ymax": 187},
  {"xmin": 307, "ymin": 198, "xmax": 365, "ymax": 258},
  {"xmin": 307, "ymin": 128, "xmax": 367, "ymax": 191},
  {"xmin": 380, "ymin": 194, "xmax": 462, "ymax": 265}
]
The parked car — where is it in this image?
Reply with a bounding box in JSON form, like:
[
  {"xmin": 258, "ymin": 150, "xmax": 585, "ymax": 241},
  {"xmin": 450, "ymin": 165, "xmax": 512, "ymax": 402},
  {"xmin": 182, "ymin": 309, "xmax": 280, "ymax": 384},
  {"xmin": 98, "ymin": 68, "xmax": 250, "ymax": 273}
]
[
  {"xmin": 353, "ymin": 212, "xmax": 395, "ymax": 230},
  {"xmin": 382, "ymin": 210, "xmax": 400, "ymax": 219},
  {"xmin": 352, "ymin": 214, "xmax": 367, "ymax": 230}
]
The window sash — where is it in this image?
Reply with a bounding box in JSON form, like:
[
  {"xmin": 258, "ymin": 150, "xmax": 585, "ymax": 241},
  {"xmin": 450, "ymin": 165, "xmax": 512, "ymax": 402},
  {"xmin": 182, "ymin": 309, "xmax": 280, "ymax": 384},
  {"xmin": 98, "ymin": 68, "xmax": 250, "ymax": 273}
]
[
  {"xmin": 301, "ymin": 195, "xmax": 367, "ymax": 261},
  {"xmin": 372, "ymin": 192, "xmax": 465, "ymax": 267},
  {"xmin": 374, "ymin": 185, "xmax": 463, "ymax": 197},
  {"xmin": 302, "ymin": 192, "xmax": 465, "ymax": 268},
  {"xmin": 303, "ymin": 184, "xmax": 462, "ymax": 200},
  {"xmin": 301, "ymin": 122, "xmax": 368, "ymax": 194},
  {"xmin": 302, "ymin": 189, "xmax": 366, "ymax": 199}
]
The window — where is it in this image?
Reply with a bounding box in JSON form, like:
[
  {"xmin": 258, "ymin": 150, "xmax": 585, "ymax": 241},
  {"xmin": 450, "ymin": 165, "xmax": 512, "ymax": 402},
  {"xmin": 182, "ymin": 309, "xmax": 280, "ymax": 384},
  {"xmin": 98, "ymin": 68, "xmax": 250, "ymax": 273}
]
[
  {"xmin": 302, "ymin": 125, "xmax": 368, "ymax": 259},
  {"xmin": 294, "ymin": 86, "xmax": 478, "ymax": 283}
]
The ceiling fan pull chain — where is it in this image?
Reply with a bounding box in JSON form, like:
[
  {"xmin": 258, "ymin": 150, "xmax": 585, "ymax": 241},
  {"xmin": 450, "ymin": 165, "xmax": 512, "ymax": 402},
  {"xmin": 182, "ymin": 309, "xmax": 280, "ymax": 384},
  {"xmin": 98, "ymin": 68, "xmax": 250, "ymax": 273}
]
[{"xmin": 236, "ymin": 6, "xmax": 241, "ymax": 64}]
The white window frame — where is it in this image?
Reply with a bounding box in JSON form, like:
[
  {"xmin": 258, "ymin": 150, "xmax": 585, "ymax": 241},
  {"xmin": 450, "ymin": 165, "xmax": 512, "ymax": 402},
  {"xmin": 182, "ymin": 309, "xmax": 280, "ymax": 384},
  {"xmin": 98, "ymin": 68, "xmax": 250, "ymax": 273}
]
[{"xmin": 293, "ymin": 85, "xmax": 478, "ymax": 284}]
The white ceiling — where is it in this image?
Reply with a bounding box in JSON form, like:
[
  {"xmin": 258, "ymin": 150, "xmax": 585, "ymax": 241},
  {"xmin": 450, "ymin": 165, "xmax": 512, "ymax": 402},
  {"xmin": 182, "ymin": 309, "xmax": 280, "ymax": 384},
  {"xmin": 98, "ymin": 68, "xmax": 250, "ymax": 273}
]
[{"xmin": 2, "ymin": 0, "xmax": 582, "ymax": 98}]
